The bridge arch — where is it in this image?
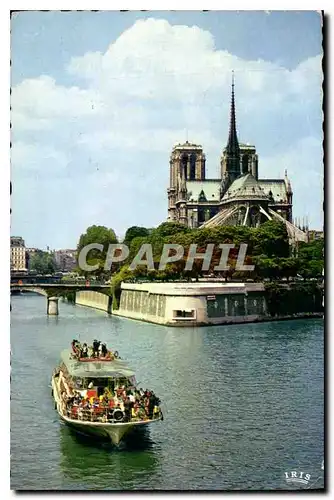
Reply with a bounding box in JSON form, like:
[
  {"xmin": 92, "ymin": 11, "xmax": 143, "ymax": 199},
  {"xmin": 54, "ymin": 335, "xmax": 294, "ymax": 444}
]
[{"xmin": 11, "ymin": 287, "xmax": 48, "ymax": 297}]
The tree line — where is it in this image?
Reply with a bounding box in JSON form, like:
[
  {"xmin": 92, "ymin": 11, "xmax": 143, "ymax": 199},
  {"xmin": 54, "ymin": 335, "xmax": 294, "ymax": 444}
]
[
  {"xmin": 72, "ymin": 221, "xmax": 323, "ymax": 309},
  {"xmin": 28, "ymin": 222, "xmax": 323, "ymax": 285}
]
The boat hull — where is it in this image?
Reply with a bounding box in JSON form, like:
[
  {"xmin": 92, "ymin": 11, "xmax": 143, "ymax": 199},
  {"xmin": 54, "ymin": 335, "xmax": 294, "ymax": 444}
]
[
  {"xmin": 51, "ymin": 375, "xmax": 161, "ymax": 446},
  {"xmin": 60, "ymin": 415, "xmax": 151, "ymax": 445}
]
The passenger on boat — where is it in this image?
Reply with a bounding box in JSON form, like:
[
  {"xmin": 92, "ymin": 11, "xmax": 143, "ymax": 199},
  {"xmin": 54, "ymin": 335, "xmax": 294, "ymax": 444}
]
[
  {"xmin": 71, "ymin": 339, "xmax": 80, "ymax": 356},
  {"xmin": 62, "ymin": 380, "xmax": 161, "ymax": 423},
  {"xmin": 98, "ymin": 342, "xmax": 103, "ymax": 357},
  {"xmin": 92, "ymin": 339, "xmax": 100, "ymax": 357},
  {"xmin": 103, "ymin": 387, "xmax": 113, "ymax": 400},
  {"xmin": 128, "ymin": 392, "xmax": 135, "ymax": 404},
  {"xmin": 80, "ymin": 343, "xmax": 88, "ymax": 358},
  {"xmin": 148, "ymin": 395, "xmax": 155, "ymax": 419},
  {"xmin": 124, "ymin": 397, "xmax": 132, "ymax": 422},
  {"xmin": 101, "ymin": 343, "xmax": 108, "ymax": 357}
]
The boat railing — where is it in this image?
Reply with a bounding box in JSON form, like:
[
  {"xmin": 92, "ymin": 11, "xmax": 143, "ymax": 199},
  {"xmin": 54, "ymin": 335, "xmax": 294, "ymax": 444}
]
[{"xmin": 64, "ymin": 406, "xmax": 161, "ymax": 424}]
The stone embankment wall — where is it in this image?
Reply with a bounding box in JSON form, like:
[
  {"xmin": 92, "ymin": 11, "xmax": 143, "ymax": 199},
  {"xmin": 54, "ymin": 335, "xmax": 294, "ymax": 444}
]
[
  {"xmin": 75, "ymin": 290, "xmax": 112, "ymax": 314},
  {"xmin": 112, "ymin": 282, "xmax": 269, "ymax": 327}
]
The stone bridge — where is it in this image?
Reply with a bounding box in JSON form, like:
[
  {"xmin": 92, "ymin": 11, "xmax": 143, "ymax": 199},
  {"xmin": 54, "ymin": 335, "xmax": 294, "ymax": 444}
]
[
  {"xmin": 10, "ymin": 282, "xmax": 111, "ymax": 296},
  {"xmin": 10, "ymin": 281, "xmax": 112, "ymax": 315}
]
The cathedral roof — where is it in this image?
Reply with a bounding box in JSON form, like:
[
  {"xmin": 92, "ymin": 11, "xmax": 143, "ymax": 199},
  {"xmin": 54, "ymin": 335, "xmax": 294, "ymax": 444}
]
[
  {"xmin": 221, "ymin": 173, "xmax": 271, "ymax": 203},
  {"xmin": 186, "ymin": 180, "xmax": 221, "ymax": 203},
  {"xmin": 258, "ymin": 179, "xmax": 288, "ymax": 203},
  {"xmin": 172, "ymin": 141, "xmax": 203, "ymax": 151}
]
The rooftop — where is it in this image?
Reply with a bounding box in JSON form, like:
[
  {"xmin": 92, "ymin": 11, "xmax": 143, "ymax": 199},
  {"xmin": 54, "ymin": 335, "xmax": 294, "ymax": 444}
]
[
  {"xmin": 172, "ymin": 141, "xmax": 203, "ymax": 151},
  {"xmin": 121, "ymin": 281, "xmax": 265, "ymax": 296},
  {"xmin": 186, "ymin": 180, "xmax": 221, "ymax": 202},
  {"xmin": 222, "ymin": 173, "xmax": 271, "ymax": 203},
  {"xmin": 60, "ymin": 350, "xmax": 135, "ymax": 379}
]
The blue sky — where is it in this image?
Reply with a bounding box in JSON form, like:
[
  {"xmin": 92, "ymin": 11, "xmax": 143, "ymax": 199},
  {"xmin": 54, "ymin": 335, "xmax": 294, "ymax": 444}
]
[{"xmin": 11, "ymin": 10, "xmax": 323, "ymax": 249}]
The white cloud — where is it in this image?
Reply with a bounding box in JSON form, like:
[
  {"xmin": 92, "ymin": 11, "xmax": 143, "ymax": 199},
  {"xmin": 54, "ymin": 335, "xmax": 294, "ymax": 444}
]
[
  {"xmin": 11, "ymin": 75, "xmax": 104, "ymax": 124},
  {"xmin": 67, "ymin": 18, "xmax": 322, "ymax": 107},
  {"xmin": 11, "ymin": 141, "xmax": 69, "ymax": 174},
  {"xmin": 12, "ymin": 18, "xmax": 322, "ymax": 145},
  {"xmin": 10, "ymin": 18, "xmax": 323, "ymax": 244},
  {"xmin": 261, "ymin": 136, "xmax": 323, "ymax": 228}
]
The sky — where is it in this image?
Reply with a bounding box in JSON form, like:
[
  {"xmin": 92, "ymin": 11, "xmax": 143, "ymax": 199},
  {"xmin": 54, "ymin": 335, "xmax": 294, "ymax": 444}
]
[{"xmin": 10, "ymin": 10, "xmax": 323, "ymax": 249}]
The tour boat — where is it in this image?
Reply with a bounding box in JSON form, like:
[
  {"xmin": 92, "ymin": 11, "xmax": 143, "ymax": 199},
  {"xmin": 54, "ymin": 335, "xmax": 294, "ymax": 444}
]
[{"xmin": 51, "ymin": 347, "xmax": 163, "ymax": 446}]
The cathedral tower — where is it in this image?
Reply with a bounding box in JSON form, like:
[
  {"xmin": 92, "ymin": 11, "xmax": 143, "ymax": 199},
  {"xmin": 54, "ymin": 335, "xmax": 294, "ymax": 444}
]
[{"xmin": 167, "ymin": 141, "xmax": 206, "ymax": 222}]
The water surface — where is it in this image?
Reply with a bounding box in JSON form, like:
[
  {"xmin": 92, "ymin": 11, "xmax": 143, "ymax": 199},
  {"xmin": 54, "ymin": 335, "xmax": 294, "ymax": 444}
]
[{"xmin": 11, "ymin": 294, "xmax": 324, "ymax": 490}]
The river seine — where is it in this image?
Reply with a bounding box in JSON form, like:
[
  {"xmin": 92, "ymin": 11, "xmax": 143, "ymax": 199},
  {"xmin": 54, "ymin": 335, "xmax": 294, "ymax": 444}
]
[{"xmin": 11, "ymin": 293, "xmax": 324, "ymax": 491}]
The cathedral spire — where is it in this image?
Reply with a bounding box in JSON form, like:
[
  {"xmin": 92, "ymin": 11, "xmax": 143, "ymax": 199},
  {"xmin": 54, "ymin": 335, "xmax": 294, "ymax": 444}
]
[{"xmin": 226, "ymin": 71, "xmax": 240, "ymax": 155}]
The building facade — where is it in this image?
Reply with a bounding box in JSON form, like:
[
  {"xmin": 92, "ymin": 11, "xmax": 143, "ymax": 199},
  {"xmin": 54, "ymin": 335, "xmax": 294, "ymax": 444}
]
[
  {"xmin": 11, "ymin": 237, "xmax": 27, "ymax": 272},
  {"xmin": 53, "ymin": 249, "xmax": 77, "ymax": 273},
  {"xmin": 167, "ymin": 76, "xmax": 306, "ymax": 244}
]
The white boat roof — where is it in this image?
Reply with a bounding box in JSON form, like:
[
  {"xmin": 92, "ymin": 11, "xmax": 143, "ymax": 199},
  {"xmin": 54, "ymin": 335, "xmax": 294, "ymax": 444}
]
[{"xmin": 60, "ymin": 349, "xmax": 135, "ymax": 379}]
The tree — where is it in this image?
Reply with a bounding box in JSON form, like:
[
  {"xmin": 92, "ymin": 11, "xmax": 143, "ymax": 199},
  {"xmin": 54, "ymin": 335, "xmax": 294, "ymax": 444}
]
[
  {"xmin": 123, "ymin": 226, "xmax": 150, "ymax": 246},
  {"xmin": 111, "ymin": 265, "xmax": 135, "ymax": 309},
  {"xmin": 76, "ymin": 225, "xmax": 118, "ymax": 276},
  {"xmin": 151, "ymin": 221, "xmax": 191, "ymax": 238},
  {"xmin": 28, "ymin": 251, "xmax": 56, "ymax": 274},
  {"xmin": 254, "ymin": 255, "xmax": 280, "ymax": 281},
  {"xmin": 251, "ymin": 220, "xmax": 289, "ymax": 258},
  {"xmin": 278, "ymin": 257, "xmax": 299, "ymax": 281},
  {"xmin": 296, "ymin": 238, "xmax": 324, "ymax": 279}
]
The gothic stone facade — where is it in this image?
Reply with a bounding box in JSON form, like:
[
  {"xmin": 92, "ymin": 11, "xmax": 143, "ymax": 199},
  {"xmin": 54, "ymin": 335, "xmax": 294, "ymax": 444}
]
[{"xmin": 167, "ymin": 79, "xmax": 298, "ymax": 234}]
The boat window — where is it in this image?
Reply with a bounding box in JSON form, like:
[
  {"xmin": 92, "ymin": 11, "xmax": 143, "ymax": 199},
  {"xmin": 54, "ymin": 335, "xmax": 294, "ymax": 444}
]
[
  {"xmin": 84, "ymin": 377, "xmax": 109, "ymax": 388},
  {"xmin": 117, "ymin": 377, "xmax": 131, "ymax": 387},
  {"xmin": 73, "ymin": 377, "xmax": 83, "ymax": 389}
]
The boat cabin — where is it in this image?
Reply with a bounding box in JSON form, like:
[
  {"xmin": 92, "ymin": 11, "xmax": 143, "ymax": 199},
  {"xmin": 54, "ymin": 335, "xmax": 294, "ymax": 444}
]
[{"xmin": 58, "ymin": 349, "xmax": 136, "ymax": 398}]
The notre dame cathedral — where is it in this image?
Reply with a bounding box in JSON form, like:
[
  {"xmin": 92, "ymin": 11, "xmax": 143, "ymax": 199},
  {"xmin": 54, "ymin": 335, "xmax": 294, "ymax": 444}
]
[{"xmin": 167, "ymin": 77, "xmax": 307, "ymax": 244}]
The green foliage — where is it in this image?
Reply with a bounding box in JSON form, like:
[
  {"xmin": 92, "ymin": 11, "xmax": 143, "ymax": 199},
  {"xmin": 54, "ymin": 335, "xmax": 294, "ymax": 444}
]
[
  {"xmin": 77, "ymin": 225, "xmax": 117, "ymax": 258},
  {"xmin": 61, "ymin": 291, "xmax": 76, "ymax": 303},
  {"xmin": 128, "ymin": 236, "xmax": 152, "ymax": 260},
  {"xmin": 61, "ymin": 274, "xmax": 79, "ymax": 282},
  {"xmin": 265, "ymin": 281, "xmax": 322, "ymax": 316},
  {"xmin": 111, "ymin": 265, "xmax": 134, "ymax": 310},
  {"xmin": 151, "ymin": 221, "xmax": 191, "ymax": 238},
  {"xmin": 279, "ymin": 257, "xmax": 299, "ymax": 280},
  {"xmin": 123, "ymin": 226, "xmax": 150, "ymax": 246},
  {"xmin": 296, "ymin": 239, "xmax": 324, "ymax": 279},
  {"xmin": 298, "ymin": 238, "xmax": 324, "ymax": 261},
  {"xmin": 28, "ymin": 251, "xmax": 56, "ymax": 274},
  {"xmin": 251, "ymin": 220, "xmax": 289, "ymax": 258},
  {"xmin": 76, "ymin": 225, "xmax": 118, "ymax": 277},
  {"xmin": 83, "ymin": 218, "xmax": 323, "ymax": 290},
  {"xmin": 253, "ymin": 255, "xmax": 299, "ymax": 281}
]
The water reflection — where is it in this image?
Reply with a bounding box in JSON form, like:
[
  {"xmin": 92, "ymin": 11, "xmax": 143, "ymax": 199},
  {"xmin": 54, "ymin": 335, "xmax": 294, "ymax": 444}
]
[
  {"xmin": 59, "ymin": 424, "xmax": 160, "ymax": 490},
  {"xmin": 11, "ymin": 295, "xmax": 324, "ymax": 490}
]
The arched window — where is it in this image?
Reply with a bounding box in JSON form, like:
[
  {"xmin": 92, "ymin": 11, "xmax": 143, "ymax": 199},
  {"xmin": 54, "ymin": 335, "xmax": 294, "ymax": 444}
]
[
  {"xmin": 181, "ymin": 154, "xmax": 188, "ymax": 179},
  {"xmin": 242, "ymin": 154, "xmax": 249, "ymax": 174},
  {"xmin": 190, "ymin": 153, "xmax": 196, "ymax": 180}
]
